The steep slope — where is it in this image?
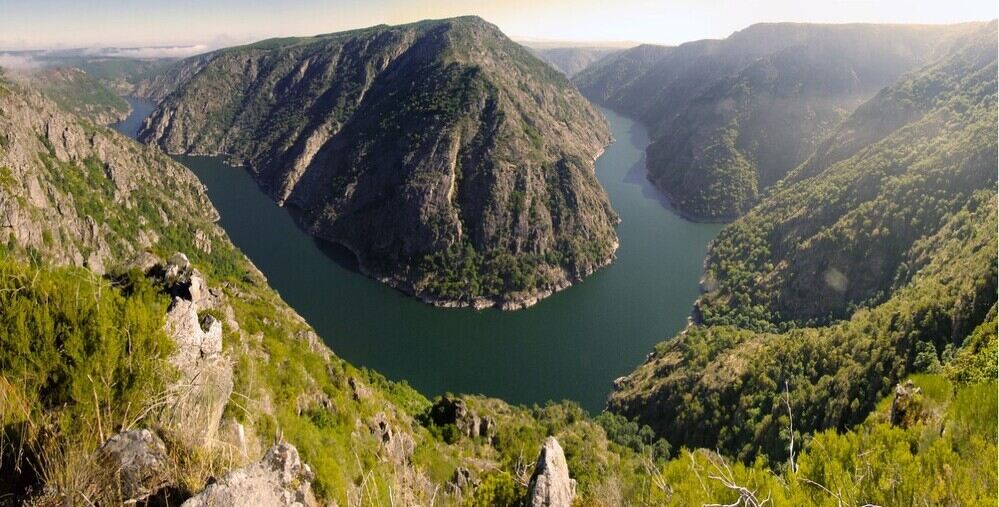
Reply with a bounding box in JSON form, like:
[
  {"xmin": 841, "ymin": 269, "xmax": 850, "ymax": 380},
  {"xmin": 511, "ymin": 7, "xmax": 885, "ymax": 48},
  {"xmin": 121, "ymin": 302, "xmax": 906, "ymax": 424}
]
[
  {"xmin": 574, "ymin": 22, "xmax": 983, "ymax": 220},
  {"xmin": 525, "ymin": 46, "xmax": 622, "ymax": 76},
  {"xmin": 139, "ymin": 16, "xmax": 617, "ymax": 309},
  {"xmin": 608, "ymin": 23, "xmax": 998, "ymax": 460},
  {"xmin": 0, "ymin": 74, "xmax": 654, "ymax": 506},
  {"xmin": 13, "ymin": 67, "xmax": 130, "ymax": 124}
]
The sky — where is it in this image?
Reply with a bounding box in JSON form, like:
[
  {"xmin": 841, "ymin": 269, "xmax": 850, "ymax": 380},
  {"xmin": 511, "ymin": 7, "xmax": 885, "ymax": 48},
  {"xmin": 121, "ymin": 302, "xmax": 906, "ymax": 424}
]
[{"xmin": 1, "ymin": 0, "xmax": 997, "ymax": 51}]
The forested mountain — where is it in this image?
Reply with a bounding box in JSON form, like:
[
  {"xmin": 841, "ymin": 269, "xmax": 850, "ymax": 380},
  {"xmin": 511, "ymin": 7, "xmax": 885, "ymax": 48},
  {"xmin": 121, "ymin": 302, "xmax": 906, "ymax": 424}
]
[
  {"xmin": 574, "ymin": 22, "xmax": 985, "ymax": 220},
  {"xmin": 138, "ymin": 16, "xmax": 619, "ymax": 310},
  {"xmin": 609, "ymin": 21, "xmax": 998, "ymax": 464},
  {"xmin": 2, "ymin": 15, "xmax": 996, "ymax": 506},
  {"xmin": 14, "ymin": 67, "xmax": 131, "ymax": 124},
  {"xmin": 0, "ymin": 69, "xmax": 659, "ymax": 506},
  {"xmin": 524, "ymin": 45, "xmax": 622, "ymax": 76}
]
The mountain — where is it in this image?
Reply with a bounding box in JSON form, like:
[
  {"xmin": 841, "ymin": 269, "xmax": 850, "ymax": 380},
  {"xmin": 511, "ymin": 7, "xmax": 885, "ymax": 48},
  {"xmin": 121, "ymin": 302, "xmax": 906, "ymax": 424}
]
[
  {"xmin": 525, "ymin": 46, "xmax": 622, "ymax": 76},
  {"xmin": 0, "ymin": 70, "xmax": 656, "ymax": 506},
  {"xmin": 12, "ymin": 67, "xmax": 131, "ymax": 124},
  {"xmin": 608, "ymin": 22, "xmax": 998, "ymax": 460},
  {"xmin": 574, "ymin": 22, "xmax": 984, "ymax": 220},
  {"xmin": 138, "ymin": 16, "xmax": 618, "ymax": 310}
]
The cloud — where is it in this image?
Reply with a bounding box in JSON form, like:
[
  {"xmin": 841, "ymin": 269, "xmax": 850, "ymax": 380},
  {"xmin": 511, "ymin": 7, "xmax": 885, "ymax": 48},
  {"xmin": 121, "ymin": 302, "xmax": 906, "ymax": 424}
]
[
  {"xmin": 0, "ymin": 54, "xmax": 41, "ymax": 69},
  {"xmin": 87, "ymin": 45, "xmax": 211, "ymax": 59}
]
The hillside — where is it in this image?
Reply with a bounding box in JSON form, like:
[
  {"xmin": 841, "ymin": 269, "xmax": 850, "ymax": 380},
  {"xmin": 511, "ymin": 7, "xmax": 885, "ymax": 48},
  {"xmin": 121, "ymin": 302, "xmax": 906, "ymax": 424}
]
[
  {"xmin": 608, "ymin": 22, "xmax": 998, "ymax": 461},
  {"xmin": 2, "ymin": 22, "xmax": 996, "ymax": 506},
  {"xmin": 0, "ymin": 70, "xmax": 657, "ymax": 506},
  {"xmin": 525, "ymin": 46, "xmax": 621, "ymax": 76},
  {"xmin": 13, "ymin": 67, "xmax": 131, "ymax": 124},
  {"xmin": 138, "ymin": 16, "xmax": 618, "ymax": 310},
  {"xmin": 574, "ymin": 22, "xmax": 983, "ymax": 220}
]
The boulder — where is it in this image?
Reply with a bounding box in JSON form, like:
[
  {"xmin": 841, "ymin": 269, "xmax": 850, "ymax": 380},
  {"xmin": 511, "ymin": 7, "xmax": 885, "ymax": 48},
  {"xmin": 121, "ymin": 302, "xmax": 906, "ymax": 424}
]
[
  {"xmin": 429, "ymin": 395, "xmax": 495, "ymax": 440},
  {"xmin": 181, "ymin": 443, "xmax": 318, "ymax": 507},
  {"xmin": 526, "ymin": 437, "xmax": 575, "ymax": 507},
  {"xmin": 99, "ymin": 429, "xmax": 170, "ymax": 503},
  {"xmin": 163, "ymin": 252, "xmax": 209, "ymax": 306}
]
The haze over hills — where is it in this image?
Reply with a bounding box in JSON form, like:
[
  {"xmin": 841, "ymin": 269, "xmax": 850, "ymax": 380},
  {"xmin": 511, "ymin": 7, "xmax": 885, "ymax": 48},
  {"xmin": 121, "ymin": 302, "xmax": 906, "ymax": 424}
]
[
  {"xmin": 524, "ymin": 46, "xmax": 622, "ymax": 76},
  {"xmin": 517, "ymin": 40, "xmax": 637, "ymax": 77},
  {"xmin": 575, "ymin": 22, "xmax": 988, "ymax": 220},
  {"xmin": 610, "ymin": 20, "xmax": 998, "ymax": 461},
  {"xmin": 138, "ymin": 16, "xmax": 619, "ymax": 310}
]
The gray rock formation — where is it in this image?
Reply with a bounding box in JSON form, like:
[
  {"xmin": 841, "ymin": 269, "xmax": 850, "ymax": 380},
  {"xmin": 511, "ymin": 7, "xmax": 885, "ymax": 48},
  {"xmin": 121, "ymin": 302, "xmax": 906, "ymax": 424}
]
[
  {"xmin": 526, "ymin": 437, "xmax": 576, "ymax": 507},
  {"xmin": 161, "ymin": 258, "xmax": 233, "ymax": 446},
  {"xmin": 0, "ymin": 77, "xmax": 219, "ymax": 274},
  {"xmin": 99, "ymin": 429, "xmax": 170, "ymax": 503},
  {"xmin": 181, "ymin": 443, "xmax": 318, "ymax": 507},
  {"xmin": 429, "ymin": 395, "xmax": 496, "ymax": 440},
  {"xmin": 369, "ymin": 412, "xmax": 416, "ymax": 465}
]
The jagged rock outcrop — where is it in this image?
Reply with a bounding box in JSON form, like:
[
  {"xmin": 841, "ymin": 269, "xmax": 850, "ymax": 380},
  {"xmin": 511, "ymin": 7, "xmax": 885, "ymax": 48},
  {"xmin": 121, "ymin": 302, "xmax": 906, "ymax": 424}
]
[
  {"xmin": 526, "ymin": 437, "xmax": 576, "ymax": 507},
  {"xmin": 369, "ymin": 412, "xmax": 416, "ymax": 465},
  {"xmin": 138, "ymin": 16, "xmax": 618, "ymax": 309},
  {"xmin": 157, "ymin": 252, "xmax": 234, "ymax": 446},
  {"xmin": 429, "ymin": 395, "xmax": 496, "ymax": 440},
  {"xmin": 99, "ymin": 429, "xmax": 170, "ymax": 503},
  {"xmin": 181, "ymin": 443, "xmax": 318, "ymax": 507}
]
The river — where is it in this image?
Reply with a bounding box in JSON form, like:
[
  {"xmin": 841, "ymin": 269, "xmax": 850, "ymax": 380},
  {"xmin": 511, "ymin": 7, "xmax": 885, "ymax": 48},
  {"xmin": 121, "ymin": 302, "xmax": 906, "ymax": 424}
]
[{"xmin": 116, "ymin": 97, "xmax": 722, "ymax": 411}]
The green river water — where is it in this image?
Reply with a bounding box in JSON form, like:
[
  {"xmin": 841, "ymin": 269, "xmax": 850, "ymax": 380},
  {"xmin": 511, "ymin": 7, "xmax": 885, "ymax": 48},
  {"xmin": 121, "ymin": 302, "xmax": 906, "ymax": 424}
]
[{"xmin": 117, "ymin": 98, "xmax": 722, "ymax": 411}]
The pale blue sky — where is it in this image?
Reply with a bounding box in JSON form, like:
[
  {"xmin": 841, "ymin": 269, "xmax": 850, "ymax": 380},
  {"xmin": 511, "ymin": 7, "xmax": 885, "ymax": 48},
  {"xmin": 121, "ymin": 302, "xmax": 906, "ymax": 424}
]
[{"xmin": 2, "ymin": 0, "xmax": 996, "ymax": 50}]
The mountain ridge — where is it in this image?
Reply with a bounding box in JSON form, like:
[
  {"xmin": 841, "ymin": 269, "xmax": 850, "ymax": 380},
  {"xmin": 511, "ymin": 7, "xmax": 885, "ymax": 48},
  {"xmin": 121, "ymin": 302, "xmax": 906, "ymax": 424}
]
[
  {"xmin": 138, "ymin": 16, "xmax": 619, "ymax": 310},
  {"xmin": 574, "ymin": 21, "xmax": 988, "ymax": 220}
]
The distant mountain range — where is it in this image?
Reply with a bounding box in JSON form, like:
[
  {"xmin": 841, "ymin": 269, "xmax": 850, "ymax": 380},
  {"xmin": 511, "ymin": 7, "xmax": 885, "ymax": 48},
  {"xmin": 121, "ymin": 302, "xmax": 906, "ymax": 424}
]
[{"xmin": 575, "ymin": 22, "xmax": 988, "ymax": 220}]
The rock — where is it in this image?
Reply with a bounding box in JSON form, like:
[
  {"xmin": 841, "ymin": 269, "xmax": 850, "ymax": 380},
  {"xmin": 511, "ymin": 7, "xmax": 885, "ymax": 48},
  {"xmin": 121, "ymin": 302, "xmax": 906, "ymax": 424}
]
[
  {"xmin": 447, "ymin": 466, "xmax": 474, "ymax": 494},
  {"xmin": 181, "ymin": 443, "xmax": 318, "ymax": 507},
  {"xmin": 890, "ymin": 380, "xmax": 924, "ymax": 428},
  {"xmin": 129, "ymin": 251, "xmax": 163, "ymax": 275},
  {"xmin": 429, "ymin": 395, "xmax": 495, "ymax": 440},
  {"xmin": 99, "ymin": 429, "xmax": 169, "ymax": 503},
  {"xmin": 369, "ymin": 413, "xmax": 415, "ymax": 464},
  {"xmin": 348, "ymin": 377, "xmax": 371, "ymax": 401},
  {"xmin": 162, "ymin": 297, "xmax": 233, "ymax": 446},
  {"xmin": 526, "ymin": 437, "xmax": 576, "ymax": 507},
  {"xmin": 162, "ymin": 252, "xmax": 209, "ymax": 305}
]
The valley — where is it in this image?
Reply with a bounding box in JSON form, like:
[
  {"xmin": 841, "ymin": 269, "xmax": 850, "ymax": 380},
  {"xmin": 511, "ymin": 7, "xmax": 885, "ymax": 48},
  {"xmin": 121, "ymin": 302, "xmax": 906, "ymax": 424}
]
[
  {"xmin": 1, "ymin": 8, "xmax": 996, "ymax": 506},
  {"xmin": 118, "ymin": 97, "xmax": 721, "ymax": 411}
]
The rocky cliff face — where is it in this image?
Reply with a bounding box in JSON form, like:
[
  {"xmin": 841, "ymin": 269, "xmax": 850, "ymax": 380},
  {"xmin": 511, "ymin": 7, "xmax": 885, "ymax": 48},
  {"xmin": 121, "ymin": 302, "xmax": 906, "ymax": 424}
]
[
  {"xmin": 14, "ymin": 67, "xmax": 131, "ymax": 125},
  {"xmin": 0, "ymin": 75, "xmax": 221, "ymax": 273},
  {"xmin": 575, "ymin": 22, "xmax": 984, "ymax": 220},
  {"xmin": 139, "ymin": 16, "xmax": 617, "ymax": 309}
]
